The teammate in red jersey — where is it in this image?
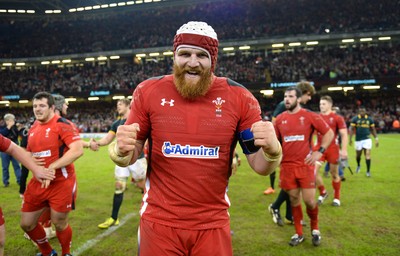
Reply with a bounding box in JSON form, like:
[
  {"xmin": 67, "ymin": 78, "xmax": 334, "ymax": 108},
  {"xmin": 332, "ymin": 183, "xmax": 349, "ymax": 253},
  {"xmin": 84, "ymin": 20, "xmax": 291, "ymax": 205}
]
[
  {"xmin": 274, "ymin": 87, "xmax": 334, "ymax": 247},
  {"xmin": 0, "ymin": 132, "xmax": 55, "ymax": 256},
  {"xmin": 314, "ymin": 96, "xmax": 348, "ymax": 207},
  {"xmin": 109, "ymin": 21, "xmax": 282, "ymax": 256},
  {"xmin": 20, "ymin": 92, "xmax": 83, "ymax": 256}
]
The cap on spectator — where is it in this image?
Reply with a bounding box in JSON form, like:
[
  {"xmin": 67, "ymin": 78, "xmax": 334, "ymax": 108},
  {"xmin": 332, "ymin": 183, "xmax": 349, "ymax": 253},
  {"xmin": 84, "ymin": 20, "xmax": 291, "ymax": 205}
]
[
  {"xmin": 173, "ymin": 21, "xmax": 219, "ymax": 72},
  {"xmin": 53, "ymin": 95, "xmax": 66, "ymax": 112}
]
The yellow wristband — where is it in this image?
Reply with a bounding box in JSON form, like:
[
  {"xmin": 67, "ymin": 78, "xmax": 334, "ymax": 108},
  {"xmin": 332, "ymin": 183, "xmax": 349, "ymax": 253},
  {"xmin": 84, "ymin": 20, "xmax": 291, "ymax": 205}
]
[
  {"xmin": 108, "ymin": 141, "xmax": 133, "ymax": 167},
  {"xmin": 263, "ymin": 141, "xmax": 282, "ymax": 162}
]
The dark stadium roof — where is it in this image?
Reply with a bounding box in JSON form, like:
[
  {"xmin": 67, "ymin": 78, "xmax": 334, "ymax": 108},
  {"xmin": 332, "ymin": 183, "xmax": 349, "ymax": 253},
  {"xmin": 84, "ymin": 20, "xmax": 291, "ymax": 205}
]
[
  {"xmin": 0, "ymin": 0, "xmax": 82, "ymax": 11},
  {"xmin": 0, "ymin": 0, "xmax": 210, "ymax": 14}
]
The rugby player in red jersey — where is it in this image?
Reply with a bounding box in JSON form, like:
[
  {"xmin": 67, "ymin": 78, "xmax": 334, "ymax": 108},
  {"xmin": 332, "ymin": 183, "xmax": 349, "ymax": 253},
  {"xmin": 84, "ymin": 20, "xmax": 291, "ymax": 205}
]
[
  {"xmin": 0, "ymin": 132, "xmax": 55, "ymax": 256},
  {"xmin": 21, "ymin": 92, "xmax": 83, "ymax": 256},
  {"xmin": 110, "ymin": 21, "xmax": 282, "ymax": 255},
  {"xmin": 314, "ymin": 96, "xmax": 348, "ymax": 207},
  {"xmin": 274, "ymin": 87, "xmax": 334, "ymax": 246}
]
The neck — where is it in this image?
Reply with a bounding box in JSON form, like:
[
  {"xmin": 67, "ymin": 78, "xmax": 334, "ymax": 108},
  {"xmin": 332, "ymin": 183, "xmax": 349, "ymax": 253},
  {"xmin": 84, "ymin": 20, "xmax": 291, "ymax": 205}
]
[{"xmin": 288, "ymin": 105, "xmax": 301, "ymax": 114}]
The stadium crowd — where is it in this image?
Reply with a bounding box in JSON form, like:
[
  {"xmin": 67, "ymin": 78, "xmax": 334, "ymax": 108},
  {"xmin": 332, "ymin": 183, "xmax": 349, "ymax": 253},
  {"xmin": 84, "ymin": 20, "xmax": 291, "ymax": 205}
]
[
  {"xmin": 0, "ymin": 0, "xmax": 398, "ymax": 58},
  {"xmin": 0, "ymin": 43, "xmax": 399, "ymax": 97}
]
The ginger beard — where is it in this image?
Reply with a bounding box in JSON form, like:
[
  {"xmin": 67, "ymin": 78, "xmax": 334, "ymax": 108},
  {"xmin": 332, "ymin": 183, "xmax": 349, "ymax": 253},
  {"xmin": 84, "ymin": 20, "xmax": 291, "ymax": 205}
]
[{"xmin": 173, "ymin": 62, "xmax": 213, "ymax": 100}]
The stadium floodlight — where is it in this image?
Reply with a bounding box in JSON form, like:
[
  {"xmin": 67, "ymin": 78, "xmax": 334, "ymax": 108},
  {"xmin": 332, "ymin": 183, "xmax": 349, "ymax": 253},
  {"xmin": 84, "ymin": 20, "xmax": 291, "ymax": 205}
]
[
  {"xmin": 343, "ymin": 86, "xmax": 354, "ymax": 91},
  {"xmin": 163, "ymin": 51, "xmax": 173, "ymax": 56},
  {"xmin": 112, "ymin": 96, "xmax": 125, "ymax": 100},
  {"xmin": 8, "ymin": 9, "xmax": 16, "ymax": 13},
  {"xmin": 118, "ymin": 2, "xmax": 126, "ymax": 6},
  {"xmin": 306, "ymin": 41, "xmax": 318, "ymax": 45},
  {"xmin": 2, "ymin": 63, "xmax": 12, "ymax": 66},
  {"xmin": 66, "ymin": 98, "xmax": 77, "ymax": 102},
  {"xmin": 17, "ymin": 10, "xmax": 26, "ymax": 13},
  {"xmin": 27, "ymin": 10, "xmax": 35, "ymax": 13},
  {"xmin": 101, "ymin": 4, "xmax": 109, "ymax": 8},
  {"xmin": 378, "ymin": 37, "xmax": 391, "ymax": 41},
  {"xmin": 328, "ymin": 87, "xmax": 343, "ymax": 91},
  {"xmin": 84, "ymin": 6, "xmax": 93, "ymax": 10},
  {"xmin": 397, "ymin": 85, "xmax": 400, "ymax": 88},
  {"xmin": 289, "ymin": 42, "xmax": 301, "ymax": 47},
  {"xmin": 77, "ymin": 7, "xmax": 84, "ymax": 11},
  {"xmin": 97, "ymin": 56, "xmax": 108, "ymax": 61},
  {"xmin": 360, "ymin": 38, "xmax": 373, "ymax": 42},
  {"xmin": 88, "ymin": 97, "xmax": 99, "ymax": 101},
  {"xmin": 127, "ymin": 1, "xmax": 135, "ymax": 5},
  {"xmin": 223, "ymin": 47, "xmax": 234, "ymax": 51},
  {"xmin": 85, "ymin": 57, "xmax": 95, "ymax": 61},
  {"xmin": 342, "ymin": 39, "xmax": 354, "ymax": 43},
  {"xmin": 62, "ymin": 59, "xmax": 71, "ymax": 63},
  {"xmin": 0, "ymin": 10, "xmax": 6, "ymax": 13},
  {"xmin": 69, "ymin": 8, "xmax": 77, "ymax": 12},
  {"xmin": 136, "ymin": 1, "xmax": 144, "ymax": 4},
  {"xmin": 16, "ymin": 63, "xmax": 25, "ymax": 66},
  {"xmin": 272, "ymin": 43, "xmax": 284, "ymax": 48},
  {"xmin": 136, "ymin": 53, "xmax": 146, "ymax": 57},
  {"xmin": 51, "ymin": 60, "xmax": 60, "ymax": 64},
  {"xmin": 363, "ymin": 85, "xmax": 380, "ymax": 90},
  {"xmin": 149, "ymin": 52, "xmax": 160, "ymax": 57},
  {"xmin": 41, "ymin": 61, "xmax": 50, "ymax": 65},
  {"xmin": 19, "ymin": 100, "xmax": 29, "ymax": 104},
  {"xmin": 239, "ymin": 46, "xmax": 250, "ymax": 50},
  {"xmin": 127, "ymin": 95, "xmax": 133, "ymax": 99},
  {"xmin": 109, "ymin": 3, "xmax": 118, "ymax": 7},
  {"xmin": 0, "ymin": 101, "xmax": 10, "ymax": 104},
  {"xmin": 110, "ymin": 56, "xmax": 120, "ymax": 59},
  {"xmin": 260, "ymin": 90, "xmax": 274, "ymax": 96},
  {"xmin": 93, "ymin": 5, "xmax": 101, "ymax": 9}
]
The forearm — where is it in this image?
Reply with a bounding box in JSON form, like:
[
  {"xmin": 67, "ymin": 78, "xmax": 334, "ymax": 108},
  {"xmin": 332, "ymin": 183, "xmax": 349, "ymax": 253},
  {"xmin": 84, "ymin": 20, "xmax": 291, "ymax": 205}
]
[
  {"xmin": 49, "ymin": 145, "xmax": 83, "ymax": 170},
  {"xmin": 247, "ymin": 142, "xmax": 282, "ymax": 176},
  {"xmin": 339, "ymin": 129, "xmax": 348, "ymax": 153},
  {"xmin": 7, "ymin": 144, "xmax": 40, "ymax": 174}
]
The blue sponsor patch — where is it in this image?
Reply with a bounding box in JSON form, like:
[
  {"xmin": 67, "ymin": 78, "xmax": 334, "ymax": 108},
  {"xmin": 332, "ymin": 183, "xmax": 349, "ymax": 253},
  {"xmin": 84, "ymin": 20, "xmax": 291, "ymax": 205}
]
[{"xmin": 162, "ymin": 142, "xmax": 220, "ymax": 159}]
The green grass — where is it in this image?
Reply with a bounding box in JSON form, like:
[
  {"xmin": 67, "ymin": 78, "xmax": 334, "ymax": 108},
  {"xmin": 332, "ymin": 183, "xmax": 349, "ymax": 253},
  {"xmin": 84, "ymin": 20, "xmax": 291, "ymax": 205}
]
[{"xmin": 2, "ymin": 134, "xmax": 400, "ymax": 255}]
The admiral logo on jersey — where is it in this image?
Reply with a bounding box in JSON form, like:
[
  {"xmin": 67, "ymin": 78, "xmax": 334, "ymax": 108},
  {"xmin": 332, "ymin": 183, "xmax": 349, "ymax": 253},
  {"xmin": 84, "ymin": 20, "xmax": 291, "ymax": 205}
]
[{"xmin": 162, "ymin": 141, "xmax": 220, "ymax": 159}]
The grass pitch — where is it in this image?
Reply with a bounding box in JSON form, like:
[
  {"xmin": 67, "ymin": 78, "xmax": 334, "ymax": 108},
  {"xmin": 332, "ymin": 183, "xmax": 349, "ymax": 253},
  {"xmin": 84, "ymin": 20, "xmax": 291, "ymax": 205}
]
[{"xmin": 1, "ymin": 134, "xmax": 399, "ymax": 255}]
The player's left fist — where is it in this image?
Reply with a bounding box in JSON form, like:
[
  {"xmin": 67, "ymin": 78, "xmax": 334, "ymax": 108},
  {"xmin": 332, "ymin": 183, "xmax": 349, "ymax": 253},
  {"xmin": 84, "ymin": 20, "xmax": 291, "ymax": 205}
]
[{"xmin": 251, "ymin": 121, "xmax": 279, "ymax": 154}]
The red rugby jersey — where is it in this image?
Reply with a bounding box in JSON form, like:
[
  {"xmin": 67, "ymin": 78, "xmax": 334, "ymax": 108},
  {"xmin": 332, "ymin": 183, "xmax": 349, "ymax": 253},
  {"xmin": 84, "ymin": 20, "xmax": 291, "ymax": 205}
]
[
  {"xmin": 275, "ymin": 108, "xmax": 330, "ymax": 166},
  {"xmin": 127, "ymin": 75, "xmax": 261, "ymax": 229},
  {"xmin": 27, "ymin": 115, "xmax": 81, "ymax": 181}
]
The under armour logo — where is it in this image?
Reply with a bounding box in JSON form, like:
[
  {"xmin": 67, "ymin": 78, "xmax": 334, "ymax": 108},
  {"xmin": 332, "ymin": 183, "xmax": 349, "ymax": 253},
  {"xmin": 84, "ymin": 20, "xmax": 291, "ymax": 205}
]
[
  {"xmin": 282, "ymin": 120, "xmax": 287, "ymax": 124},
  {"xmin": 161, "ymin": 98, "xmax": 174, "ymax": 106}
]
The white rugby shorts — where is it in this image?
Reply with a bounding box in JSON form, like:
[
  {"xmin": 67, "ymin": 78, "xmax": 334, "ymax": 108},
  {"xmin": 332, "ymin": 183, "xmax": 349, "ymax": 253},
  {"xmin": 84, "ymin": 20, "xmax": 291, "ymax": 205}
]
[
  {"xmin": 355, "ymin": 138, "xmax": 372, "ymax": 151},
  {"xmin": 114, "ymin": 157, "xmax": 147, "ymax": 180}
]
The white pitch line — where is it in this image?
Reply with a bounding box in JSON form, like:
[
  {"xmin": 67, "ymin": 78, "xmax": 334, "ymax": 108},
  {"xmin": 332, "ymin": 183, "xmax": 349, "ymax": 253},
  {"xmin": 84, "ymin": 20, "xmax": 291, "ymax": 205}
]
[{"xmin": 72, "ymin": 212, "xmax": 137, "ymax": 256}]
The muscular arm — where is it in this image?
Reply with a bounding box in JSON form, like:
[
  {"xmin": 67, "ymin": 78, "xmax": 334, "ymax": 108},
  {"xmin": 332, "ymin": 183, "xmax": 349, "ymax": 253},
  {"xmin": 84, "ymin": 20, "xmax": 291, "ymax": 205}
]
[
  {"xmin": 6, "ymin": 142, "xmax": 55, "ymax": 181},
  {"xmin": 48, "ymin": 140, "xmax": 84, "ymax": 170},
  {"xmin": 246, "ymin": 146, "xmax": 281, "ymax": 176},
  {"xmin": 349, "ymin": 126, "xmax": 355, "ymax": 145},
  {"xmin": 95, "ymin": 132, "xmax": 116, "ymax": 146},
  {"xmin": 338, "ymin": 128, "xmax": 348, "ymax": 158},
  {"xmin": 245, "ymin": 121, "xmax": 282, "ymax": 176}
]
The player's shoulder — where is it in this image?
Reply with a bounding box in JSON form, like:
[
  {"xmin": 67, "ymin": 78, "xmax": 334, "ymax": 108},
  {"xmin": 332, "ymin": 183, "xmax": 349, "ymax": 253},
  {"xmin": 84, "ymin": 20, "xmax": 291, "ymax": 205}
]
[{"xmin": 137, "ymin": 75, "xmax": 170, "ymax": 89}]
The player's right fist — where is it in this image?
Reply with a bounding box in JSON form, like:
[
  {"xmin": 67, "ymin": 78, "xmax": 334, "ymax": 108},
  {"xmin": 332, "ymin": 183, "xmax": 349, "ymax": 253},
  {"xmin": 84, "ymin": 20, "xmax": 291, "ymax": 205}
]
[{"xmin": 115, "ymin": 123, "xmax": 140, "ymax": 156}]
